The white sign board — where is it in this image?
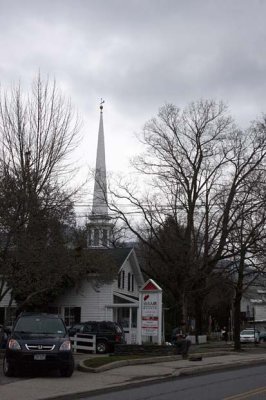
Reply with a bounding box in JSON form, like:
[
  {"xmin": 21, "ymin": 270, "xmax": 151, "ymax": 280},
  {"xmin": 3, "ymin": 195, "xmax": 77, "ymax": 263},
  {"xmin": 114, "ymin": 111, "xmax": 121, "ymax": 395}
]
[
  {"xmin": 141, "ymin": 292, "xmax": 160, "ymax": 336},
  {"xmin": 139, "ymin": 279, "xmax": 162, "ymax": 343}
]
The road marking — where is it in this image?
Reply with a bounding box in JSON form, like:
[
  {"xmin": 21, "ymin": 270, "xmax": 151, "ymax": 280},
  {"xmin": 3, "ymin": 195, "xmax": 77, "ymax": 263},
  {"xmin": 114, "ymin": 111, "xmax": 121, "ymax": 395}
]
[{"xmin": 223, "ymin": 386, "xmax": 266, "ymax": 399}]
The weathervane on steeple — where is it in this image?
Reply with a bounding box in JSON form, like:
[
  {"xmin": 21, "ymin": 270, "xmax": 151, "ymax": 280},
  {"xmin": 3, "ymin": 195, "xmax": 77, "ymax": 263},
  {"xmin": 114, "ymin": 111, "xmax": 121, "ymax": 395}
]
[
  {"xmin": 100, "ymin": 98, "xmax": 105, "ymax": 112},
  {"xmin": 87, "ymin": 97, "xmax": 113, "ymax": 249}
]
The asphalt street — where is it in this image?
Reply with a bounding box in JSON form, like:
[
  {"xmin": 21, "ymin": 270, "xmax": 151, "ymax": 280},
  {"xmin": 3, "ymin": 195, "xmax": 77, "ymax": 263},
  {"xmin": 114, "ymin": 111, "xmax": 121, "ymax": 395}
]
[{"xmin": 80, "ymin": 364, "xmax": 266, "ymax": 400}]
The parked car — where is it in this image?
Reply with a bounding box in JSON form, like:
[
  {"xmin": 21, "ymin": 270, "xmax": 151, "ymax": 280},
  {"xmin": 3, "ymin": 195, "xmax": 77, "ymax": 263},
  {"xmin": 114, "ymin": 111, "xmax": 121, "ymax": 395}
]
[
  {"xmin": 68, "ymin": 321, "xmax": 125, "ymax": 354},
  {"xmin": 259, "ymin": 330, "xmax": 266, "ymax": 342},
  {"xmin": 3, "ymin": 312, "xmax": 74, "ymax": 377},
  {"xmin": 240, "ymin": 328, "xmax": 260, "ymax": 344}
]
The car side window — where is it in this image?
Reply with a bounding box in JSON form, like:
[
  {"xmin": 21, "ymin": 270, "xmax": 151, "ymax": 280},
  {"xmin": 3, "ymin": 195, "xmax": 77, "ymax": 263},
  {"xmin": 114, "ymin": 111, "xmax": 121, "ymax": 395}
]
[
  {"xmin": 83, "ymin": 323, "xmax": 97, "ymax": 333},
  {"xmin": 100, "ymin": 322, "xmax": 114, "ymax": 333}
]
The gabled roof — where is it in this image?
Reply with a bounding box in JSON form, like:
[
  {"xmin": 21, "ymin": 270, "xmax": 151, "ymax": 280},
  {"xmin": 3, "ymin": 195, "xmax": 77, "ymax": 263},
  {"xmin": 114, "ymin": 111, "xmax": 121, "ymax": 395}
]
[
  {"xmin": 84, "ymin": 247, "xmax": 144, "ymax": 287},
  {"xmin": 85, "ymin": 247, "xmax": 132, "ymax": 269},
  {"xmin": 140, "ymin": 279, "xmax": 162, "ymax": 292}
]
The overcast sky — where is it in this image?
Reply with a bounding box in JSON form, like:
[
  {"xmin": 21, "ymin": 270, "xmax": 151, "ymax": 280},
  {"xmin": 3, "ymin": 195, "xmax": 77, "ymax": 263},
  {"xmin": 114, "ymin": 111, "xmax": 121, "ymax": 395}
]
[{"xmin": 1, "ymin": 0, "xmax": 266, "ymax": 191}]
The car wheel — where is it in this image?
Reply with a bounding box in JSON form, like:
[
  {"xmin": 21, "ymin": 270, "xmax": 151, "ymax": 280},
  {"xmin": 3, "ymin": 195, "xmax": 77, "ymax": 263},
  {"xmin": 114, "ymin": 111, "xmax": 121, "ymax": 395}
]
[
  {"xmin": 60, "ymin": 362, "xmax": 74, "ymax": 377},
  {"xmin": 96, "ymin": 340, "xmax": 108, "ymax": 354},
  {"xmin": 3, "ymin": 356, "xmax": 15, "ymax": 377}
]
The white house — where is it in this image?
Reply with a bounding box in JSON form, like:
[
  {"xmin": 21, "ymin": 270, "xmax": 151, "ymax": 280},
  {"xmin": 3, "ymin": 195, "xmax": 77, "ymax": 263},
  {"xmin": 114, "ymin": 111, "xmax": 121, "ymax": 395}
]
[{"xmin": 51, "ymin": 247, "xmax": 144, "ymax": 343}]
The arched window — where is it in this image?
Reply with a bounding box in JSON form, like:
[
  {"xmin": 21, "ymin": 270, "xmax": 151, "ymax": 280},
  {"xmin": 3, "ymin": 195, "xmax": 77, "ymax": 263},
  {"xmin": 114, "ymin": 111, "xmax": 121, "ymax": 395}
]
[
  {"xmin": 102, "ymin": 229, "xmax": 108, "ymax": 246},
  {"xmin": 88, "ymin": 230, "xmax": 92, "ymax": 247},
  {"xmin": 94, "ymin": 229, "xmax": 99, "ymax": 246}
]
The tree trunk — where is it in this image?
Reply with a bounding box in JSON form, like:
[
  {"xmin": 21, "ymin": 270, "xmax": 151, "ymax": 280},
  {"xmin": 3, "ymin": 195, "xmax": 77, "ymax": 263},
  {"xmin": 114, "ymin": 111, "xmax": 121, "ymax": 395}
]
[
  {"xmin": 194, "ymin": 296, "xmax": 204, "ymax": 343},
  {"xmin": 233, "ymin": 291, "xmax": 242, "ymax": 351},
  {"xmin": 181, "ymin": 291, "xmax": 188, "ymax": 334}
]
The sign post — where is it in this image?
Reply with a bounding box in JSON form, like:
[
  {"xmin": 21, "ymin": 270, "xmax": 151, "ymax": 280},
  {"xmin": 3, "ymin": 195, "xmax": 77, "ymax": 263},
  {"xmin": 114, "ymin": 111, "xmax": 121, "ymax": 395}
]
[{"xmin": 138, "ymin": 279, "xmax": 162, "ymax": 344}]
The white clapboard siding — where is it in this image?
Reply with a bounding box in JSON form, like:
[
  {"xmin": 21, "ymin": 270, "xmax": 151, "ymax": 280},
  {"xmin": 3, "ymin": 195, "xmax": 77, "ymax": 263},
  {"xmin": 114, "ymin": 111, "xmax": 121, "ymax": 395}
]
[{"xmin": 52, "ymin": 279, "xmax": 113, "ymax": 321}]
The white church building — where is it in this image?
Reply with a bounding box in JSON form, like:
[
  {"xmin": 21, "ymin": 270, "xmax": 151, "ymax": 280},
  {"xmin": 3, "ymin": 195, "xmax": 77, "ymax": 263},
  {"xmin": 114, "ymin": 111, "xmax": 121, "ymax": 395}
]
[{"xmin": 51, "ymin": 102, "xmax": 145, "ymax": 343}]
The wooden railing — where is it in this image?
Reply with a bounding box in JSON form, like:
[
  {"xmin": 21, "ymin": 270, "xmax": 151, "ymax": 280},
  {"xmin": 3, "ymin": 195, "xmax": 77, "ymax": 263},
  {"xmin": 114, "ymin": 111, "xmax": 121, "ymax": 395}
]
[{"xmin": 70, "ymin": 333, "xmax": 96, "ymax": 353}]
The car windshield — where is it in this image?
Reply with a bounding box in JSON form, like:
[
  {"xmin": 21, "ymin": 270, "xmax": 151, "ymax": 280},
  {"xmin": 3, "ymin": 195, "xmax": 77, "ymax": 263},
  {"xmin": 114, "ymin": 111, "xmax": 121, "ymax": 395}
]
[
  {"xmin": 241, "ymin": 330, "xmax": 257, "ymax": 334},
  {"xmin": 15, "ymin": 316, "xmax": 66, "ymax": 335}
]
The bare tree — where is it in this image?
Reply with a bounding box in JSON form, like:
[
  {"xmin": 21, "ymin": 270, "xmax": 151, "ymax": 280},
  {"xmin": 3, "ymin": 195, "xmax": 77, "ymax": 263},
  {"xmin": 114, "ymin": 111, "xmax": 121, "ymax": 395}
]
[
  {"xmin": 0, "ymin": 74, "xmax": 80, "ymax": 306},
  {"xmin": 221, "ymin": 168, "xmax": 266, "ymax": 350},
  {"xmin": 106, "ymin": 100, "xmax": 266, "ymax": 336}
]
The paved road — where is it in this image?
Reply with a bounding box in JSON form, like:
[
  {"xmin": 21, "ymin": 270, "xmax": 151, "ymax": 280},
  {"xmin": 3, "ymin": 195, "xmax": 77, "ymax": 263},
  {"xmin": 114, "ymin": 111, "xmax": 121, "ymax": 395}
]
[{"xmin": 80, "ymin": 364, "xmax": 266, "ymax": 400}]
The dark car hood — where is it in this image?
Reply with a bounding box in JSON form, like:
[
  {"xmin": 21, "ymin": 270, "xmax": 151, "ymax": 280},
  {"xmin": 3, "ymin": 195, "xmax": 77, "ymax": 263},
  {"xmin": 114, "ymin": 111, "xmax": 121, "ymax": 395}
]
[{"xmin": 13, "ymin": 332, "xmax": 67, "ymax": 342}]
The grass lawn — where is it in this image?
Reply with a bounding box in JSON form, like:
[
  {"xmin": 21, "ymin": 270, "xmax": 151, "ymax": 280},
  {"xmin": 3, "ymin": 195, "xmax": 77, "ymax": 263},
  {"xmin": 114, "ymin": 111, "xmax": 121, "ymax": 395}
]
[{"xmin": 83, "ymin": 355, "xmax": 156, "ymax": 368}]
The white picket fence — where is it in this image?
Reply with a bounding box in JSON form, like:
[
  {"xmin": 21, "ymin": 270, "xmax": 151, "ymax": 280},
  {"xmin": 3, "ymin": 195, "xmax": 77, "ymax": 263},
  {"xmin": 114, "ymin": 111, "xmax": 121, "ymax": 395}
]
[{"xmin": 70, "ymin": 333, "xmax": 96, "ymax": 354}]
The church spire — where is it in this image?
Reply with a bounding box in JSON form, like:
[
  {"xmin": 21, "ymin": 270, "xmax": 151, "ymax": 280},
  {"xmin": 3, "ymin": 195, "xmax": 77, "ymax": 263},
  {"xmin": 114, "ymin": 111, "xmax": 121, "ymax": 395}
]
[
  {"xmin": 87, "ymin": 100, "xmax": 113, "ymax": 248},
  {"xmin": 92, "ymin": 100, "xmax": 108, "ymax": 216}
]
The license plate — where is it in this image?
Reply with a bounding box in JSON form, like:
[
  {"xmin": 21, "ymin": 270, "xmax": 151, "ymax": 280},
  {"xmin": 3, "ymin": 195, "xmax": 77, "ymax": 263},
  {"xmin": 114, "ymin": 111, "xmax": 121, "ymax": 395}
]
[{"xmin": 34, "ymin": 354, "xmax": 46, "ymax": 360}]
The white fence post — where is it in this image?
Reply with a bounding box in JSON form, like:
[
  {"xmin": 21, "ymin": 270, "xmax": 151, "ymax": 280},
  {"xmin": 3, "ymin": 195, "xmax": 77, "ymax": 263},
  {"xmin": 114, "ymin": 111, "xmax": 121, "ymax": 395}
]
[{"xmin": 70, "ymin": 333, "xmax": 96, "ymax": 354}]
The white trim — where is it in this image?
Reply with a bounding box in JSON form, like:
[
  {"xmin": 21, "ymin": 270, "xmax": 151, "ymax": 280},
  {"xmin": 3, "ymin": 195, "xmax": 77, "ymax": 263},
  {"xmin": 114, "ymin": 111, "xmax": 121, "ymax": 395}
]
[
  {"xmin": 106, "ymin": 303, "xmax": 138, "ymax": 308},
  {"xmin": 113, "ymin": 291, "xmax": 139, "ymax": 303},
  {"xmin": 118, "ymin": 248, "xmax": 133, "ymax": 272}
]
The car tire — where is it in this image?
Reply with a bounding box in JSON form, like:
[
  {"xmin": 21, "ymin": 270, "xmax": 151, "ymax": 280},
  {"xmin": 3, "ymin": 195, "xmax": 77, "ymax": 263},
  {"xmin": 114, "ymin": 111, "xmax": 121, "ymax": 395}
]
[
  {"xmin": 96, "ymin": 340, "xmax": 108, "ymax": 354},
  {"xmin": 3, "ymin": 356, "xmax": 15, "ymax": 377},
  {"xmin": 60, "ymin": 362, "xmax": 74, "ymax": 377}
]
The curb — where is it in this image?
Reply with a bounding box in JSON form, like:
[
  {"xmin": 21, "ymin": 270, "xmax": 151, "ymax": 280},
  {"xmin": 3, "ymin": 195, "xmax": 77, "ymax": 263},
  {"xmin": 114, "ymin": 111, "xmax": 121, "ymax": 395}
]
[
  {"xmin": 78, "ymin": 351, "xmax": 232, "ymax": 373},
  {"xmin": 78, "ymin": 355, "xmax": 180, "ymax": 372},
  {"xmin": 179, "ymin": 358, "xmax": 266, "ymax": 376}
]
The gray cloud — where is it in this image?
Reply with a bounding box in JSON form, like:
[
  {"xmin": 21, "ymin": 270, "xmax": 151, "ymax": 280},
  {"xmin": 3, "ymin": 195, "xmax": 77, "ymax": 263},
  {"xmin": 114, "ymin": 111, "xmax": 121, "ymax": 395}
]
[{"xmin": 0, "ymin": 0, "xmax": 266, "ymax": 174}]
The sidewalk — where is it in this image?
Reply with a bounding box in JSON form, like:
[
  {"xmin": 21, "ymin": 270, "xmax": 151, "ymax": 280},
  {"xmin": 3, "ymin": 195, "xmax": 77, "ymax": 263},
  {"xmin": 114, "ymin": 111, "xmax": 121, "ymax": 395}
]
[{"xmin": 2, "ymin": 346, "xmax": 266, "ymax": 400}]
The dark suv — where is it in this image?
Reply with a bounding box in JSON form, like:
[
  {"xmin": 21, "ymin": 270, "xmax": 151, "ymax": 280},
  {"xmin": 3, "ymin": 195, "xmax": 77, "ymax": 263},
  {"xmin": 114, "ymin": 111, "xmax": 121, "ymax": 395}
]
[
  {"xmin": 68, "ymin": 321, "xmax": 125, "ymax": 354},
  {"xmin": 3, "ymin": 313, "xmax": 74, "ymax": 377}
]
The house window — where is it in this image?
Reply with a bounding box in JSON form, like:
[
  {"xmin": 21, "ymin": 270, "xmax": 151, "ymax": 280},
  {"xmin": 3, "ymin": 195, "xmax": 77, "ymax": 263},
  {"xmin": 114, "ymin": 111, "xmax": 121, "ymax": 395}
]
[
  {"xmin": 128, "ymin": 273, "xmax": 131, "ymax": 291},
  {"xmin": 118, "ymin": 271, "xmax": 121, "ymax": 288},
  {"xmin": 131, "ymin": 274, "xmax": 134, "ymax": 292},
  {"xmin": 117, "ymin": 308, "xmax": 129, "ymax": 328},
  {"xmin": 47, "ymin": 306, "xmax": 61, "ymax": 316},
  {"xmin": 64, "ymin": 307, "xmax": 81, "ymax": 327},
  {"xmin": 132, "ymin": 307, "xmax": 137, "ymax": 328},
  {"xmin": 122, "ymin": 270, "xmax": 125, "ymax": 289},
  {"xmin": 0, "ymin": 307, "xmax": 4, "ymax": 324}
]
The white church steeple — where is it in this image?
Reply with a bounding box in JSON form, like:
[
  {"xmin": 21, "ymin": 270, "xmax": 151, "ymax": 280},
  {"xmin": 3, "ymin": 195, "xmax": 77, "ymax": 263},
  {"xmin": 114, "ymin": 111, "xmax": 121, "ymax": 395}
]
[
  {"xmin": 87, "ymin": 101, "xmax": 113, "ymax": 248},
  {"xmin": 92, "ymin": 100, "xmax": 108, "ymax": 216}
]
